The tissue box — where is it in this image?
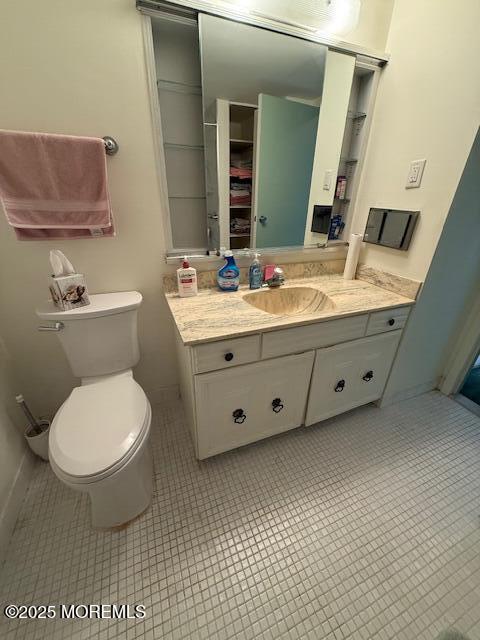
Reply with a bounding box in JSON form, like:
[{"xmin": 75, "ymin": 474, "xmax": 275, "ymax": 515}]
[{"xmin": 49, "ymin": 273, "xmax": 90, "ymax": 311}]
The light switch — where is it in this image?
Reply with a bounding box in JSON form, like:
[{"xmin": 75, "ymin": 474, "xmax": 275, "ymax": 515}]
[
  {"xmin": 323, "ymin": 170, "xmax": 333, "ymax": 190},
  {"xmin": 406, "ymin": 159, "xmax": 426, "ymax": 189}
]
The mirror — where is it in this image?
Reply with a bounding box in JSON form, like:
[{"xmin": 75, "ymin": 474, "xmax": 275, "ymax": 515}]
[
  {"xmin": 151, "ymin": 11, "xmax": 363, "ymax": 254},
  {"xmin": 200, "ymin": 14, "xmax": 327, "ymax": 250}
]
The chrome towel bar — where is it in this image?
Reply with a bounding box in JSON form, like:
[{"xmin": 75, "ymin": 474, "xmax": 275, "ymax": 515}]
[{"xmin": 102, "ymin": 136, "xmax": 119, "ymax": 156}]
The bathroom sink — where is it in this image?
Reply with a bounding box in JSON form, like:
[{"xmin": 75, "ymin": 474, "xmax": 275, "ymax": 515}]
[{"xmin": 243, "ymin": 286, "xmax": 334, "ymax": 316}]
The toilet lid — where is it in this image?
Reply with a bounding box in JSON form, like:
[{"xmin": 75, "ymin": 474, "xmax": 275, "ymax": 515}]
[{"xmin": 50, "ymin": 376, "xmax": 149, "ymax": 478}]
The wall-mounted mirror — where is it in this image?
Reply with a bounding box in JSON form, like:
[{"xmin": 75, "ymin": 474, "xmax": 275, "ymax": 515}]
[
  {"xmin": 200, "ymin": 14, "xmax": 328, "ymax": 251},
  {"xmin": 151, "ymin": 8, "xmax": 379, "ymax": 255}
]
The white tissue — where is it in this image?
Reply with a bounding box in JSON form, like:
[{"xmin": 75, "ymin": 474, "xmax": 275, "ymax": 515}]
[
  {"xmin": 60, "ymin": 253, "xmax": 75, "ymax": 275},
  {"xmin": 49, "ymin": 250, "xmax": 75, "ymax": 277},
  {"xmin": 343, "ymin": 233, "xmax": 363, "ymax": 280},
  {"xmin": 49, "ymin": 251, "xmax": 63, "ymax": 277}
]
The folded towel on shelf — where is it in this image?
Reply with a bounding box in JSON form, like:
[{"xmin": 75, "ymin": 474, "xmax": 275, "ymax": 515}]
[
  {"xmin": 230, "ymin": 185, "xmax": 250, "ymax": 192},
  {"xmin": 230, "ymin": 179, "xmax": 251, "ymax": 190},
  {"xmin": 230, "ymin": 194, "xmax": 251, "ymax": 206},
  {"xmin": 230, "ymin": 187, "xmax": 251, "ymax": 195},
  {"xmin": 230, "ymin": 217, "xmax": 251, "ymax": 233},
  {"xmin": 0, "ymin": 129, "xmax": 114, "ymax": 240},
  {"xmin": 230, "ymin": 166, "xmax": 253, "ymax": 179},
  {"xmin": 230, "ymin": 157, "xmax": 252, "ymax": 168}
]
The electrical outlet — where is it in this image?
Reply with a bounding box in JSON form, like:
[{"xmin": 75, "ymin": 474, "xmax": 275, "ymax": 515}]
[{"xmin": 406, "ymin": 159, "xmax": 426, "ymax": 189}]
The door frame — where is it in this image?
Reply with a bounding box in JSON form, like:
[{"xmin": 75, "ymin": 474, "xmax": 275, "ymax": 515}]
[{"xmin": 439, "ymin": 287, "xmax": 480, "ymax": 396}]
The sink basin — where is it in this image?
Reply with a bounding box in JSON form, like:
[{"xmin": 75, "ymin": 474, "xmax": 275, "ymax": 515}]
[{"xmin": 243, "ymin": 286, "xmax": 334, "ymax": 316}]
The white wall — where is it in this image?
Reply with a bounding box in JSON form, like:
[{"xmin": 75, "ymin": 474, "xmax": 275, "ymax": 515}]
[
  {"xmin": 350, "ymin": 0, "xmax": 480, "ymax": 402},
  {"xmin": 383, "ymin": 129, "xmax": 480, "ymax": 402},
  {"xmin": 0, "ymin": 0, "xmax": 178, "ymax": 417},
  {"xmin": 0, "ymin": 336, "xmax": 34, "ymax": 559},
  {"xmin": 352, "ymin": 0, "xmax": 480, "ymax": 282},
  {"xmin": 346, "ymin": 0, "xmax": 394, "ymax": 51}
]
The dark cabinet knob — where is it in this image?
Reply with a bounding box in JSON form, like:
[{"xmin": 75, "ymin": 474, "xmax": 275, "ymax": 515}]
[
  {"xmin": 224, "ymin": 352, "xmax": 234, "ymax": 362},
  {"xmin": 232, "ymin": 409, "xmax": 246, "ymax": 424},
  {"xmin": 388, "ymin": 318, "xmax": 395, "ymax": 326},
  {"xmin": 272, "ymin": 398, "xmax": 284, "ymax": 413},
  {"xmin": 362, "ymin": 370, "xmax": 374, "ymax": 382},
  {"xmin": 334, "ymin": 379, "xmax": 345, "ymax": 392}
]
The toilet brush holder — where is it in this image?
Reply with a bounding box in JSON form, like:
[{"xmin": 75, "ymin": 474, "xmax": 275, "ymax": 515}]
[{"xmin": 24, "ymin": 420, "xmax": 50, "ymax": 461}]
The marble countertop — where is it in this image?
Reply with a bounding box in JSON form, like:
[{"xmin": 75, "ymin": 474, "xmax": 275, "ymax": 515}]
[{"xmin": 165, "ymin": 274, "xmax": 415, "ymax": 346}]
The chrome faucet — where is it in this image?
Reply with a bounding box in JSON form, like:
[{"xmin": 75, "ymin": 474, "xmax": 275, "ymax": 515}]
[{"xmin": 263, "ymin": 265, "xmax": 285, "ymax": 288}]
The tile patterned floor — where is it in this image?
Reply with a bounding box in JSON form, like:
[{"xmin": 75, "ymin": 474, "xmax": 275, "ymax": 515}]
[{"xmin": 1, "ymin": 391, "xmax": 480, "ymax": 640}]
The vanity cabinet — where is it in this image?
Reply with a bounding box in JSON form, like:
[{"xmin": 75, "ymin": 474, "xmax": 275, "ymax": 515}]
[
  {"xmin": 175, "ymin": 306, "xmax": 410, "ymax": 460},
  {"xmin": 305, "ymin": 331, "xmax": 401, "ymax": 425},
  {"xmin": 195, "ymin": 352, "xmax": 314, "ymax": 459}
]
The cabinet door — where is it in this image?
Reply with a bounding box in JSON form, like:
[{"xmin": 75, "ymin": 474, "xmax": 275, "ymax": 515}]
[
  {"xmin": 254, "ymin": 94, "xmax": 319, "ymax": 248},
  {"xmin": 305, "ymin": 331, "xmax": 401, "ymax": 426},
  {"xmin": 195, "ymin": 351, "xmax": 314, "ymax": 459},
  {"xmin": 257, "ymin": 351, "xmax": 315, "ymax": 437}
]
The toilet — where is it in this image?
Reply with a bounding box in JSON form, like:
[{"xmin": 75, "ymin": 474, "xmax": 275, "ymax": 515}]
[{"xmin": 36, "ymin": 291, "xmax": 153, "ymax": 528}]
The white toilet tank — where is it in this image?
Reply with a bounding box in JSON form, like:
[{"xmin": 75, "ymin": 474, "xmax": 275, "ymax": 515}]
[{"xmin": 36, "ymin": 291, "xmax": 142, "ymax": 378}]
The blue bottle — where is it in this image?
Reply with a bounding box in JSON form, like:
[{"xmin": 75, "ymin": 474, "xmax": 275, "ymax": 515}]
[
  {"xmin": 217, "ymin": 250, "xmax": 240, "ymax": 291},
  {"xmin": 248, "ymin": 253, "xmax": 263, "ymax": 290}
]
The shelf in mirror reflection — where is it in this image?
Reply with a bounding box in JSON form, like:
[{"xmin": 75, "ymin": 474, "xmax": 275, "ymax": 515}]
[
  {"xmin": 164, "ymin": 143, "xmax": 204, "ymax": 152},
  {"xmin": 230, "ymin": 139, "xmax": 254, "ymax": 151},
  {"xmin": 157, "ymin": 78, "xmax": 202, "ymax": 96},
  {"xmin": 347, "ymin": 111, "xmax": 367, "ymax": 120}
]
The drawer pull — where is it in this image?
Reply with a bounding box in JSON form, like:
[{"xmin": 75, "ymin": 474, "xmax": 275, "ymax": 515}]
[
  {"xmin": 362, "ymin": 370, "xmax": 374, "ymax": 382},
  {"xmin": 224, "ymin": 352, "xmax": 234, "ymax": 362},
  {"xmin": 334, "ymin": 379, "xmax": 345, "ymax": 392},
  {"xmin": 388, "ymin": 318, "xmax": 395, "ymax": 326},
  {"xmin": 232, "ymin": 409, "xmax": 246, "ymax": 424},
  {"xmin": 272, "ymin": 398, "xmax": 284, "ymax": 413}
]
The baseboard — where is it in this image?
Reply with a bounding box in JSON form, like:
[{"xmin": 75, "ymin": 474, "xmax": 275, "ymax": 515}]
[
  {"xmin": 378, "ymin": 378, "xmax": 439, "ymax": 408},
  {"xmin": 454, "ymin": 394, "xmax": 480, "ymax": 418},
  {"xmin": 0, "ymin": 450, "xmax": 35, "ymax": 566},
  {"xmin": 146, "ymin": 384, "xmax": 180, "ymax": 406}
]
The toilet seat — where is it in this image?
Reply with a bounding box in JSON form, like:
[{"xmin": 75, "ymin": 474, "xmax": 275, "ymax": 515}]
[{"xmin": 49, "ymin": 375, "xmax": 151, "ymax": 483}]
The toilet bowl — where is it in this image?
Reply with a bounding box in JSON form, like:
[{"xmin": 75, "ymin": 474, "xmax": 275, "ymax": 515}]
[
  {"xmin": 36, "ymin": 291, "xmax": 154, "ymax": 528},
  {"xmin": 49, "ymin": 372, "xmax": 153, "ymax": 528}
]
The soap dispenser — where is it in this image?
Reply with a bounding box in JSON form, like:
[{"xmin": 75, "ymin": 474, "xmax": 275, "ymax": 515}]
[
  {"xmin": 177, "ymin": 257, "xmax": 198, "ymax": 297},
  {"xmin": 248, "ymin": 253, "xmax": 263, "ymax": 289}
]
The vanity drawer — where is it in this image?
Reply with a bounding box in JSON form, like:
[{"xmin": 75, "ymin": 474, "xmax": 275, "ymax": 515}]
[
  {"xmin": 262, "ymin": 314, "xmax": 368, "ymax": 359},
  {"xmin": 192, "ymin": 335, "xmax": 261, "ymax": 373},
  {"xmin": 366, "ymin": 307, "xmax": 411, "ymax": 336}
]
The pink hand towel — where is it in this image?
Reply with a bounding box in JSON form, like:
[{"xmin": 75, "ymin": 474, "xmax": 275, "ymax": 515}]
[{"xmin": 0, "ymin": 130, "xmax": 114, "ymax": 240}]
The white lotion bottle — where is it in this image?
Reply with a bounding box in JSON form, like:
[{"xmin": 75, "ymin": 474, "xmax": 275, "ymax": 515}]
[{"xmin": 177, "ymin": 257, "xmax": 198, "ymax": 297}]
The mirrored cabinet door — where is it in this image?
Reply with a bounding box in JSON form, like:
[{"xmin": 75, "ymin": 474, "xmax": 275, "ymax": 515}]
[{"xmin": 150, "ymin": 8, "xmax": 381, "ymax": 255}]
